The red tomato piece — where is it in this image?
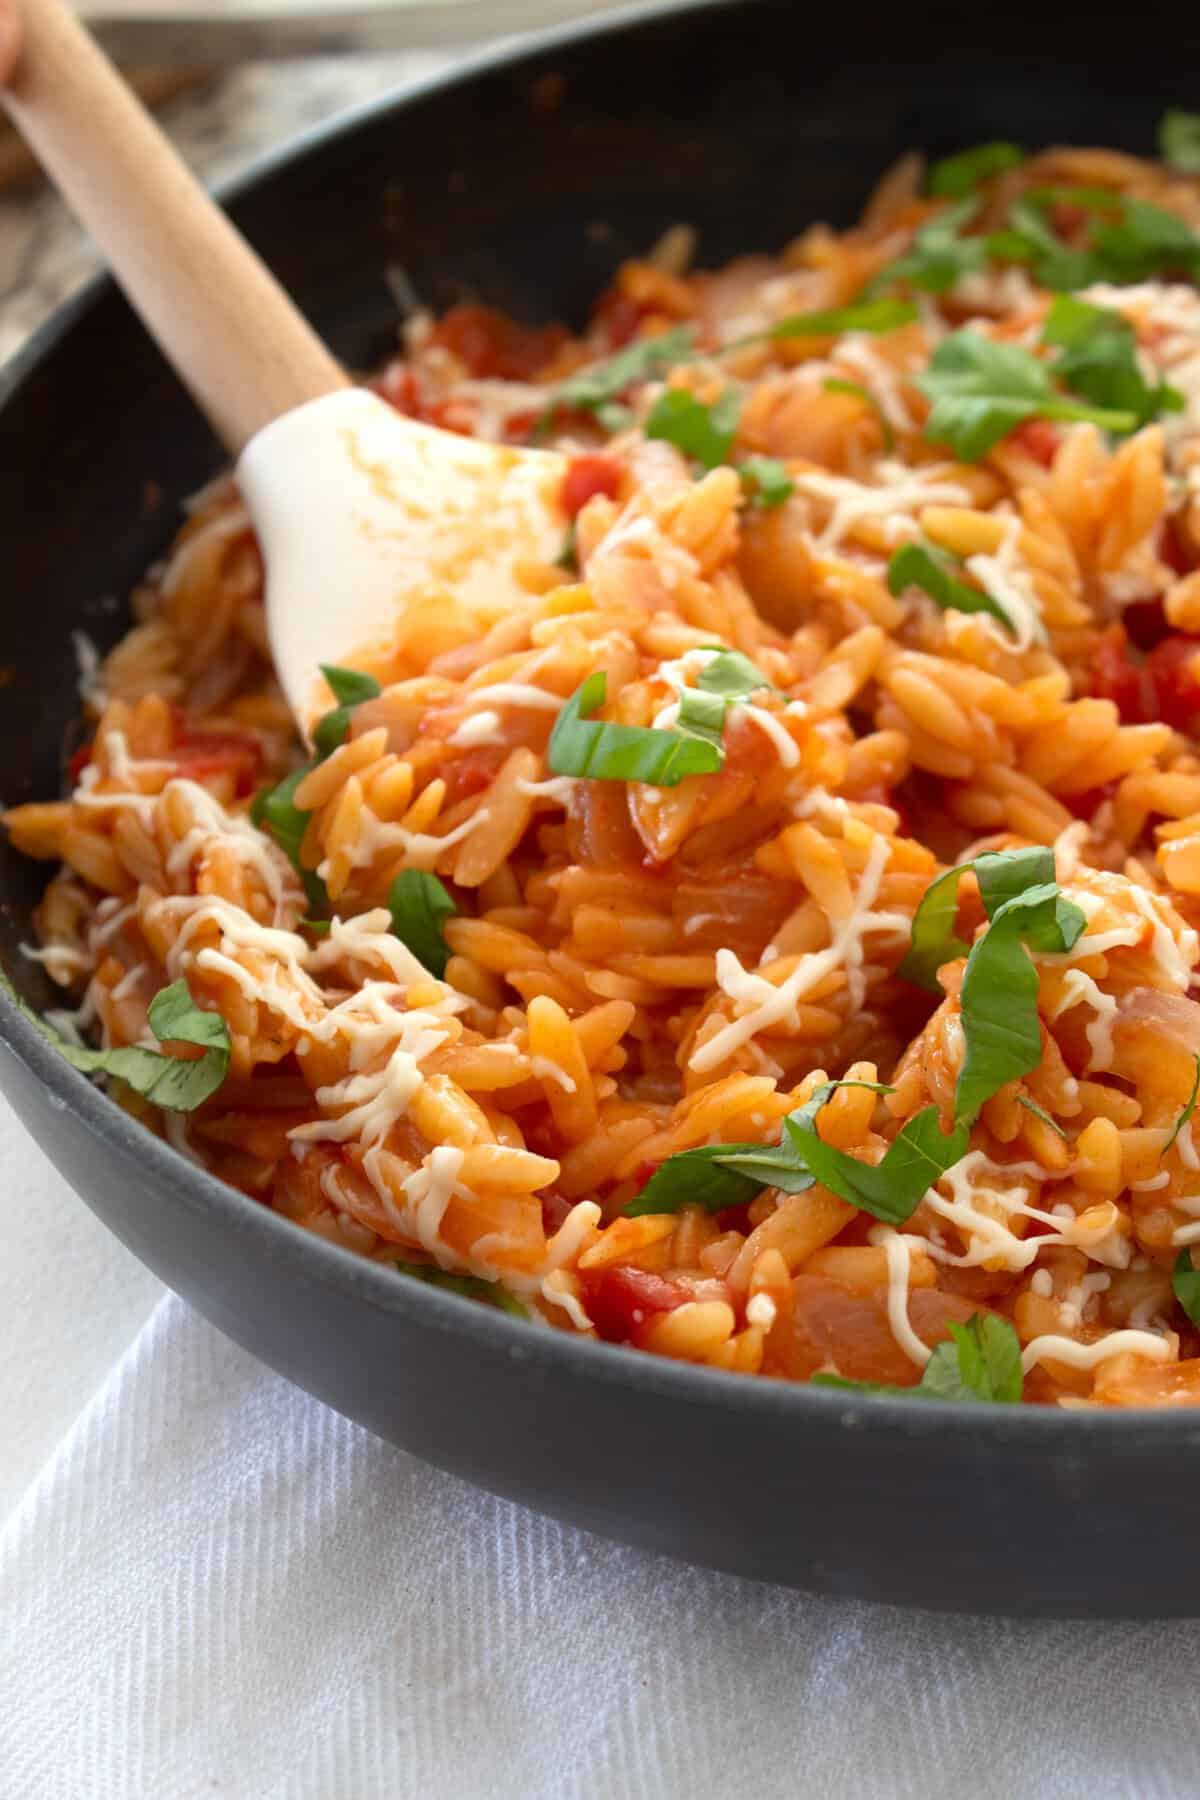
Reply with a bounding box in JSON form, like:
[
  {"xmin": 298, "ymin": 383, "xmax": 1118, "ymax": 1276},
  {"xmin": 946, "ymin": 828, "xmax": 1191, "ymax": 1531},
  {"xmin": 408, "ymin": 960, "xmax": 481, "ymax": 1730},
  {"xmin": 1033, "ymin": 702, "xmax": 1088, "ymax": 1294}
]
[
  {"xmin": 1010, "ymin": 417, "xmax": 1061, "ymax": 467},
  {"xmin": 561, "ymin": 454, "xmax": 623, "ymax": 517},
  {"xmin": 593, "ymin": 289, "xmax": 647, "ymax": 349},
  {"xmin": 1090, "ymin": 623, "xmax": 1155, "ymax": 724},
  {"xmin": 1162, "ymin": 518, "xmax": 1193, "ymax": 578},
  {"xmin": 1122, "ymin": 597, "xmax": 1168, "ymax": 652},
  {"xmin": 579, "ymin": 1266, "xmax": 692, "ymax": 1342},
  {"xmin": 175, "ymin": 728, "xmax": 265, "ymax": 798},
  {"xmin": 1148, "ymin": 633, "xmax": 1200, "ymax": 733},
  {"xmin": 428, "ymin": 304, "xmax": 568, "ymax": 381},
  {"xmin": 446, "ymin": 748, "xmax": 504, "ymax": 802},
  {"xmin": 67, "ymin": 741, "xmax": 94, "ymax": 784},
  {"xmin": 372, "ymin": 360, "xmax": 425, "ymax": 417}
]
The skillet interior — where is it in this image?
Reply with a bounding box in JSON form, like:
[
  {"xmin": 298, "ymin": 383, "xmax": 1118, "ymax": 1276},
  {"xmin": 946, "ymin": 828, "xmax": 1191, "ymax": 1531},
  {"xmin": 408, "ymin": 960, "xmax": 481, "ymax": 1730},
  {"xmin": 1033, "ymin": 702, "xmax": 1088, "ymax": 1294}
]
[{"xmin": 2, "ymin": 0, "xmax": 1199, "ymax": 1616}]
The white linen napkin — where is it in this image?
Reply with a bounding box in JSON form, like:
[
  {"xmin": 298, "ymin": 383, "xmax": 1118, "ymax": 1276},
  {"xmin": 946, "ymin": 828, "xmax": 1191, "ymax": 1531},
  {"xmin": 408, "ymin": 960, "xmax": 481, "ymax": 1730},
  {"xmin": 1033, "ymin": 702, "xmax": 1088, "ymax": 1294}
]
[{"xmin": 4, "ymin": 1264, "xmax": 1200, "ymax": 1799}]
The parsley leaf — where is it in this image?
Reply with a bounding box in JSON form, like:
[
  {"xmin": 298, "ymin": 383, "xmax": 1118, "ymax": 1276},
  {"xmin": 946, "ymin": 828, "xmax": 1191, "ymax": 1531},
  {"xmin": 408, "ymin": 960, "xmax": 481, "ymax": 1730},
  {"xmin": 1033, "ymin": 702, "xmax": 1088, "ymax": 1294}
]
[
  {"xmin": 928, "ymin": 142, "xmax": 1024, "ymax": 199},
  {"xmin": 822, "ymin": 377, "xmax": 896, "ymax": 451},
  {"xmin": 1162, "ymin": 110, "xmax": 1200, "ymax": 174},
  {"xmin": 887, "ymin": 541, "xmax": 1014, "ymax": 634},
  {"xmin": 393, "ymin": 1260, "xmax": 529, "ymax": 1318},
  {"xmin": 1165, "ymin": 1052, "xmax": 1200, "ymax": 1153},
  {"xmin": 871, "ymin": 198, "xmax": 987, "ymax": 296},
  {"xmin": 812, "ymin": 1313, "xmax": 1024, "ymax": 1403},
  {"xmin": 917, "ymin": 329, "xmax": 1139, "ymax": 460},
  {"xmin": 767, "ymin": 298, "xmax": 918, "ymax": 338},
  {"xmin": 738, "ymin": 454, "xmax": 794, "ymax": 508},
  {"xmin": 387, "ymin": 870, "xmax": 456, "ymax": 979},
  {"xmin": 312, "ymin": 664, "xmax": 382, "ymax": 758},
  {"xmin": 535, "ymin": 326, "xmax": 695, "ymax": 437},
  {"xmin": 1042, "ymin": 295, "xmax": 1184, "ymax": 430},
  {"xmin": 548, "ymin": 671, "xmax": 723, "ymax": 786},
  {"xmin": 1174, "ymin": 1249, "xmax": 1200, "ymax": 1325},
  {"xmin": 646, "ymin": 385, "xmax": 741, "ymax": 469},
  {"xmin": 5, "ymin": 973, "xmax": 231, "ymax": 1112},
  {"xmin": 1091, "ymin": 198, "xmax": 1200, "ymax": 284}
]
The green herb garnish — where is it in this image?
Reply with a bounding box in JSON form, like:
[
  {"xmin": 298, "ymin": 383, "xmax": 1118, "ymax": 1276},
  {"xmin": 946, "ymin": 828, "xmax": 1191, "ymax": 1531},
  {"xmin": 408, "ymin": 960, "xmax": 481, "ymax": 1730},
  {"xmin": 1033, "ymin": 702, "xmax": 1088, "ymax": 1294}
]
[
  {"xmin": 1018, "ymin": 1095, "xmax": 1068, "ymax": 1139},
  {"xmin": 768, "ymin": 297, "xmax": 918, "ymax": 338},
  {"xmin": 556, "ymin": 519, "xmax": 579, "ymax": 573},
  {"xmin": 393, "ymin": 1260, "xmax": 529, "ymax": 1317},
  {"xmin": 871, "ymin": 198, "xmax": 987, "ymax": 296},
  {"xmin": 813, "ymin": 1313, "xmax": 1024, "ymax": 1403},
  {"xmin": 917, "ymin": 329, "xmax": 1140, "ymax": 460},
  {"xmin": 547, "ymin": 670, "xmax": 723, "ymax": 786},
  {"xmin": 1041, "ymin": 295, "xmax": 1183, "ymax": 430},
  {"xmin": 534, "ymin": 326, "xmax": 695, "ymax": 437},
  {"xmin": 387, "ymin": 870, "xmax": 457, "ymax": 979},
  {"xmin": 1165, "ymin": 1053, "xmax": 1200, "ymax": 1153},
  {"xmin": 7, "ymin": 974, "xmax": 230, "ymax": 1112},
  {"xmin": 928, "ymin": 142, "xmax": 1024, "ymax": 199},
  {"xmin": 645, "ymin": 385, "xmax": 741, "ymax": 469},
  {"xmin": 1161, "ymin": 110, "xmax": 1200, "ymax": 174},
  {"xmin": 738, "ymin": 454, "xmax": 795, "ymax": 507},
  {"xmin": 887, "ymin": 541, "xmax": 1013, "ymax": 633},
  {"xmin": 311, "ymin": 664, "xmax": 382, "ymax": 758}
]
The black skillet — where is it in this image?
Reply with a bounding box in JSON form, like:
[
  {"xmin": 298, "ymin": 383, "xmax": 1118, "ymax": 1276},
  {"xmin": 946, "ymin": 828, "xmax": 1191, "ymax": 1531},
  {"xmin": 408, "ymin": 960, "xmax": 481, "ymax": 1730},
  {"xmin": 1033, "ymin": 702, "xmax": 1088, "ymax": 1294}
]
[{"xmin": 2, "ymin": 0, "xmax": 1198, "ymax": 1617}]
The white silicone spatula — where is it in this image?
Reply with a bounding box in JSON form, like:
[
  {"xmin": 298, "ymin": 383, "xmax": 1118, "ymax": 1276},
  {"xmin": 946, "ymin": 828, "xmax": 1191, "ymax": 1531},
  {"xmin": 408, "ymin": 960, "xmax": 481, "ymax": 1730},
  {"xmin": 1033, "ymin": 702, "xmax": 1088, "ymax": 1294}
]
[{"xmin": 1, "ymin": 0, "xmax": 569, "ymax": 730}]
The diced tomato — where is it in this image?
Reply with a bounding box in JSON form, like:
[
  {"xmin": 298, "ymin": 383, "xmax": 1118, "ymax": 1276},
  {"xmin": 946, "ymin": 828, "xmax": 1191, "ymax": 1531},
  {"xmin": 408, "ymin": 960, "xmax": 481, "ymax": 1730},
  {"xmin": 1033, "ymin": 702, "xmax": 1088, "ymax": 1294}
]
[
  {"xmin": 1065, "ymin": 782, "xmax": 1117, "ymax": 820},
  {"xmin": 1162, "ymin": 518, "xmax": 1193, "ymax": 578},
  {"xmin": 561, "ymin": 453, "xmax": 623, "ymax": 517},
  {"xmin": 1010, "ymin": 417, "xmax": 1061, "ymax": 467},
  {"xmin": 67, "ymin": 741, "xmax": 94, "ymax": 784},
  {"xmin": 372, "ymin": 359, "xmax": 425, "ymax": 416},
  {"xmin": 1148, "ymin": 633, "xmax": 1200, "ymax": 733},
  {"xmin": 174, "ymin": 727, "xmax": 265, "ymax": 797},
  {"xmin": 1089, "ymin": 623, "xmax": 1154, "ymax": 724},
  {"xmin": 593, "ymin": 288, "xmax": 647, "ymax": 350},
  {"xmin": 579, "ymin": 1266, "xmax": 692, "ymax": 1342},
  {"xmin": 715, "ymin": 1202, "xmax": 754, "ymax": 1235},
  {"xmin": 1122, "ymin": 596, "xmax": 1168, "ymax": 652},
  {"xmin": 428, "ymin": 303, "xmax": 568, "ymax": 381},
  {"xmin": 541, "ymin": 1191, "xmax": 576, "ymax": 1235},
  {"xmin": 445, "ymin": 748, "xmax": 504, "ymax": 802}
]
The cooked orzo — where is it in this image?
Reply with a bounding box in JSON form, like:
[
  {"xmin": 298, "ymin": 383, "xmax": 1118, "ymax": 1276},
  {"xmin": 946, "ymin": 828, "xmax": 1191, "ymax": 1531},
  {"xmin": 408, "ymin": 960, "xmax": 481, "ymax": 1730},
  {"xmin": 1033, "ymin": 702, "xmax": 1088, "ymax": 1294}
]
[{"xmin": 18, "ymin": 125, "xmax": 1200, "ymax": 1406}]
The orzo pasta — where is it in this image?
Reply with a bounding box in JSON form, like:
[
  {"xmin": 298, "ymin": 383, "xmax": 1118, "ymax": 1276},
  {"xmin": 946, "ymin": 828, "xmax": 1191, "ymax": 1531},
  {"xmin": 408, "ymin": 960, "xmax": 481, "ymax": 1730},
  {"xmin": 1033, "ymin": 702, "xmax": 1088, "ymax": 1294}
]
[{"xmin": 18, "ymin": 126, "xmax": 1200, "ymax": 1405}]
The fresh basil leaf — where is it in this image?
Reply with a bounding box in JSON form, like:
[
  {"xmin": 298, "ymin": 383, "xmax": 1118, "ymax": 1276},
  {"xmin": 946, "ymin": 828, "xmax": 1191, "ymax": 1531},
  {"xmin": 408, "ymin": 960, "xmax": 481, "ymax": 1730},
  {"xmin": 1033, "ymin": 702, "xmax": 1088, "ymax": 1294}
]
[
  {"xmin": 738, "ymin": 454, "xmax": 794, "ymax": 508},
  {"xmin": 1165, "ymin": 1053, "xmax": 1200, "ymax": 1153},
  {"xmin": 321, "ymin": 665, "xmax": 381, "ymax": 709},
  {"xmin": 822, "ymin": 377, "xmax": 896, "ymax": 451},
  {"xmin": 954, "ymin": 879, "xmax": 1086, "ymax": 1128},
  {"xmin": 871, "ymin": 199, "xmax": 987, "ymax": 296},
  {"xmin": 898, "ymin": 865, "xmax": 973, "ymax": 992},
  {"xmin": 387, "ymin": 870, "xmax": 456, "ymax": 979},
  {"xmin": 625, "ymin": 1144, "xmax": 772, "ymax": 1216},
  {"xmin": 1091, "ymin": 198, "xmax": 1200, "ymax": 284},
  {"xmin": 919, "ymin": 1314, "xmax": 1024, "ymax": 1401},
  {"xmin": 5, "ymin": 973, "xmax": 232, "ymax": 1112},
  {"xmin": 928, "ymin": 142, "xmax": 1024, "ymax": 199},
  {"xmin": 813, "ymin": 1312, "xmax": 1023, "ymax": 1402},
  {"xmin": 548, "ymin": 671, "xmax": 723, "ymax": 786},
  {"xmin": 645, "ymin": 386, "xmax": 741, "ymax": 470},
  {"xmin": 1018, "ymin": 1095, "xmax": 1068, "ymax": 1139},
  {"xmin": 1001, "ymin": 197, "xmax": 1099, "ymax": 291},
  {"xmin": 393, "ymin": 1259, "xmax": 529, "ymax": 1318},
  {"xmin": 917, "ymin": 329, "xmax": 1139, "ymax": 460},
  {"xmin": 974, "ymin": 845, "xmax": 1058, "ymax": 918},
  {"xmin": 887, "ymin": 541, "xmax": 1013, "ymax": 633},
  {"xmin": 783, "ymin": 1083, "xmax": 970, "ymax": 1226},
  {"xmin": 676, "ymin": 686, "xmax": 728, "ymax": 749},
  {"xmin": 302, "ymin": 918, "xmax": 332, "ymax": 936},
  {"xmin": 251, "ymin": 769, "xmax": 328, "ymax": 913},
  {"xmin": 1173, "ymin": 1249, "xmax": 1200, "ymax": 1325},
  {"xmin": 536, "ymin": 326, "xmax": 695, "ymax": 435},
  {"xmin": 1042, "ymin": 295, "xmax": 1184, "ymax": 429},
  {"xmin": 768, "ymin": 298, "xmax": 918, "ymax": 338},
  {"xmin": 556, "ymin": 519, "xmax": 579, "ymax": 572},
  {"xmin": 1162, "ymin": 110, "xmax": 1200, "ymax": 174},
  {"xmin": 694, "ymin": 647, "xmax": 777, "ymax": 702}
]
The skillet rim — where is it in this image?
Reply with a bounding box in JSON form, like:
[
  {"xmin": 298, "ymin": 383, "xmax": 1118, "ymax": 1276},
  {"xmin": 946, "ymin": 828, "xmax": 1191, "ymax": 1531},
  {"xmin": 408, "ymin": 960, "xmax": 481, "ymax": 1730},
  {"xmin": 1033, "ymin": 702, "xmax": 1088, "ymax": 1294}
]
[{"xmin": 0, "ymin": 0, "xmax": 1192, "ymax": 1448}]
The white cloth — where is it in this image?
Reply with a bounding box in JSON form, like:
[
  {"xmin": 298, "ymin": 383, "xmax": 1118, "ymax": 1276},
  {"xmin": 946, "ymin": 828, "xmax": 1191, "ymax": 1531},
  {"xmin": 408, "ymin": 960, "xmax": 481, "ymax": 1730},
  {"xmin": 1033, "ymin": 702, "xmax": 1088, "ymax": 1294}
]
[{"xmin": 3, "ymin": 1104, "xmax": 1200, "ymax": 1800}]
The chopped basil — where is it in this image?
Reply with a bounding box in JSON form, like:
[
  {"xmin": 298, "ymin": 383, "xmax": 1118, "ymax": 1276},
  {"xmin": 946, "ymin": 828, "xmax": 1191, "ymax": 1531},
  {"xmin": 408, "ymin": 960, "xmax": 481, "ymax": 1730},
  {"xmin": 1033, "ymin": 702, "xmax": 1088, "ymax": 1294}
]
[
  {"xmin": 676, "ymin": 686, "xmax": 728, "ymax": 750},
  {"xmin": 534, "ymin": 325, "xmax": 695, "ymax": 437},
  {"xmin": 1161, "ymin": 110, "xmax": 1200, "ymax": 174},
  {"xmin": 1174, "ymin": 1249, "xmax": 1200, "ymax": 1326},
  {"xmin": 1018, "ymin": 1095, "xmax": 1068, "ymax": 1139},
  {"xmin": 1090, "ymin": 197, "xmax": 1200, "ymax": 284},
  {"xmin": 392, "ymin": 1259, "xmax": 529, "ymax": 1317},
  {"xmin": 387, "ymin": 870, "xmax": 456, "ymax": 979},
  {"xmin": 767, "ymin": 297, "xmax": 918, "ymax": 338},
  {"xmin": 311, "ymin": 664, "xmax": 382, "ymax": 758},
  {"xmin": 694, "ymin": 646, "xmax": 778, "ymax": 702},
  {"xmin": 5, "ymin": 973, "xmax": 231, "ymax": 1112},
  {"xmin": 998, "ymin": 195, "xmax": 1097, "ymax": 291},
  {"xmin": 887, "ymin": 541, "xmax": 1013, "ymax": 634},
  {"xmin": 870, "ymin": 198, "xmax": 987, "ymax": 296},
  {"xmin": 917, "ymin": 329, "xmax": 1139, "ymax": 460},
  {"xmin": 1042, "ymin": 295, "xmax": 1184, "ymax": 430},
  {"xmin": 815, "ymin": 1314, "xmax": 1023, "ymax": 1403},
  {"xmin": 822, "ymin": 377, "xmax": 896, "ymax": 451},
  {"xmin": 547, "ymin": 671, "xmax": 723, "ymax": 786},
  {"xmin": 738, "ymin": 454, "xmax": 795, "ymax": 508},
  {"xmin": 786, "ymin": 1083, "xmax": 970, "ymax": 1224},
  {"xmin": 1165, "ymin": 1053, "xmax": 1200, "ymax": 1153},
  {"xmin": 250, "ymin": 769, "xmax": 328, "ymax": 914},
  {"xmin": 928, "ymin": 142, "xmax": 1024, "ymax": 200},
  {"xmin": 645, "ymin": 385, "xmax": 741, "ymax": 470},
  {"xmin": 624, "ymin": 1139, "xmax": 814, "ymax": 1218},
  {"xmin": 556, "ymin": 519, "xmax": 579, "ymax": 572}
]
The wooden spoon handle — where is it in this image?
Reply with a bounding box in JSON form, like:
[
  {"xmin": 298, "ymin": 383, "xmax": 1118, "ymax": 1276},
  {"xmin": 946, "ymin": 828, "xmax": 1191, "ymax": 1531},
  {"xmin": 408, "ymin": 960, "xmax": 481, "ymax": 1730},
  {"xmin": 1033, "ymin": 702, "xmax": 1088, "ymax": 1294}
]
[{"xmin": 2, "ymin": 0, "xmax": 348, "ymax": 452}]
